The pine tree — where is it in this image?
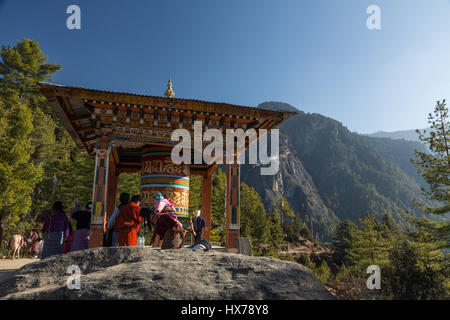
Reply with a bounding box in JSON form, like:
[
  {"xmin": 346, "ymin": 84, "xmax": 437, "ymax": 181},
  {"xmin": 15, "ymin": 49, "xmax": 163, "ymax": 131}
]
[
  {"xmin": 0, "ymin": 93, "xmax": 42, "ymax": 243},
  {"xmin": 211, "ymin": 168, "xmax": 226, "ymax": 243},
  {"xmin": 32, "ymin": 133, "xmax": 94, "ymax": 214},
  {"xmin": 0, "ymin": 39, "xmax": 60, "ymax": 243},
  {"xmin": 382, "ymin": 213, "xmax": 401, "ymax": 236},
  {"xmin": 274, "ymin": 197, "xmax": 295, "ymax": 223},
  {"xmin": 302, "ymin": 254, "xmax": 319, "ymax": 275},
  {"xmin": 240, "ymin": 183, "xmax": 270, "ymax": 252},
  {"xmin": 188, "ymin": 176, "xmax": 202, "ymax": 213},
  {"xmin": 0, "ymin": 38, "xmax": 60, "ymax": 101},
  {"xmin": 268, "ymin": 212, "xmax": 284, "ymax": 250},
  {"xmin": 299, "ymin": 223, "xmax": 312, "ymax": 240},
  {"xmin": 346, "ymin": 214, "xmax": 393, "ymax": 267},
  {"xmin": 274, "ymin": 197, "xmax": 302, "ymax": 242},
  {"xmin": 409, "ymin": 217, "xmax": 447, "ymax": 269},
  {"xmin": 316, "ymin": 260, "xmax": 332, "ymax": 284},
  {"xmin": 332, "ymin": 220, "xmax": 356, "ymax": 266},
  {"xmin": 117, "ymin": 172, "xmax": 141, "ymax": 199},
  {"xmin": 0, "ymin": 39, "xmax": 98, "ymax": 220},
  {"xmin": 383, "ymin": 239, "xmax": 448, "ymax": 299},
  {"xmin": 412, "ymin": 100, "xmax": 450, "ymax": 249},
  {"xmin": 0, "ymin": 39, "xmax": 61, "ymax": 171}
]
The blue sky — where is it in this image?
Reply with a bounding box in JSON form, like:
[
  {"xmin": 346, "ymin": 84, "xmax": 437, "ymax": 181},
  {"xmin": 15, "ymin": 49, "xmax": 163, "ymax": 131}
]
[{"xmin": 1, "ymin": 0, "xmax": 450, "ymax": 133}]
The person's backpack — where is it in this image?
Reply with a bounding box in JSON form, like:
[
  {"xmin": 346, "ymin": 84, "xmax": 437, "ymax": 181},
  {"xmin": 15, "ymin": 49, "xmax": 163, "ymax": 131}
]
[
  {"xmin": 197, "ymin": 239, "xmax": 212, "ymax": 251},
  {"xmin": 186, "ymin": 239, "xmax": 212, "ymax": 251}
]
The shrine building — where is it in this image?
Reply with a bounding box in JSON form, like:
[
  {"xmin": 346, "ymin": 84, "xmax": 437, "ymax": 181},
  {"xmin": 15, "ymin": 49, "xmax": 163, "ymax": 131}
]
[{"xmin": 39, "ymin": 80, "xmax": 295, "ymax": 250}]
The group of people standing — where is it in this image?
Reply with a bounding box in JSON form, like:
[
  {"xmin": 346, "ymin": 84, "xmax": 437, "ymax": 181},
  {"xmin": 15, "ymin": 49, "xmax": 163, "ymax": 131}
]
[
  {"xmin": 106, "ymin": 192, "xmax": 206, "ymax": 250},
  {"xmin": 35, "ymin": 192, "xmax": 207, "ymax": 259},
  {"xmin": 37, "ymin": 201, "xmax": 92, "ymax": 259}
]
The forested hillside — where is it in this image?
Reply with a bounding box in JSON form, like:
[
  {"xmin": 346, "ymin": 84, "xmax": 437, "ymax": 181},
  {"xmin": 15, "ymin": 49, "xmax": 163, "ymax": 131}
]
[
  {"xmin": 242, "ymin": 102, "xmax": 428, "ymax": 239},
  {"xmin": 361, "ymin": 135, "xmax": 428, "ymax": 187}
]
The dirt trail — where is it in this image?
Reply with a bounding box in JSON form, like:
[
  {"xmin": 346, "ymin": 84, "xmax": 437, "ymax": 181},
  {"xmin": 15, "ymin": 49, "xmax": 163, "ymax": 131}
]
[{"xmin": 0, "ymin": 258, "xmax": 36, "ymax": 283}]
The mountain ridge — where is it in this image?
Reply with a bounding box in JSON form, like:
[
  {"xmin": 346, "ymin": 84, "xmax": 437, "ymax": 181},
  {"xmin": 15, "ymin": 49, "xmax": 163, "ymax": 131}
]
[
  {"xmin": 240, "ymin": 102, "xmax": 427, "ymax": 240},
  {"xmin": 364, "ymin": 128, "xmax": 429, "ymax": 142}
]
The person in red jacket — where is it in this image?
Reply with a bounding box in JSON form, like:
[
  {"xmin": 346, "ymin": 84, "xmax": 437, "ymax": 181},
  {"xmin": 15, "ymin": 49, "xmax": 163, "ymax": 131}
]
[{"xmin": 115, "ymin": 195, "xmax": 143, "ymax": 246}]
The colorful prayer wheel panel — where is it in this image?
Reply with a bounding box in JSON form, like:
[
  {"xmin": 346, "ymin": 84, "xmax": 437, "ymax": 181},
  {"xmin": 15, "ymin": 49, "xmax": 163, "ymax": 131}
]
[{"xmin": 140, "ymin": 147, "xmax": 190, "ymax": 217}]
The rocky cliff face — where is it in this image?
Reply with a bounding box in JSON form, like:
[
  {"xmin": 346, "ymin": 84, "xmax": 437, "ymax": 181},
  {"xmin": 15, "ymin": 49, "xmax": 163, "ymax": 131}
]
[
  {"xmin": 0, "ymin": 247, "xmax": 335, "ymax": 300},
  {"xmin": 241, "ymin": 129, "xmax": 338, "ymax": 230}
]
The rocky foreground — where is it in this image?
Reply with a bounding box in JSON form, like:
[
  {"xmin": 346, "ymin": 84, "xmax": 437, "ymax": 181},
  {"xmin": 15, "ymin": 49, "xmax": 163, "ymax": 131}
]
[{"xmin": 0, "ymin": 247, "xmax": 334, "ymax": 300}]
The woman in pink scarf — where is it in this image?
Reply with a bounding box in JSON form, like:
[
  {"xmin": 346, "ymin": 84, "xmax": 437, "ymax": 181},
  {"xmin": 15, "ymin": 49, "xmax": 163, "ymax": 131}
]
[
  {"xmin": 152, "ymin": 193, "xmax": 184, "ymax": 248},
  {"xmin": 153, "ymin": 193, "xmax": 171, "ymax": 214}
]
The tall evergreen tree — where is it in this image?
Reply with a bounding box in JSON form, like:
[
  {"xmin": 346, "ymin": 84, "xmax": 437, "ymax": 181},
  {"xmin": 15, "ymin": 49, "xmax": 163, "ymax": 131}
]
[
  {"xmin": 268, "ymin": 211, "xmax": 285, "ymax": 250},
  {"xmin": 117, "ymin": 172, "xmax": 141, "ymax": 199},
  {"xmin": 0, "ymin": 93, "xmax": 42, "ymax": 243},
  {"xmin": 347, "ymin": 214, "xmax": 393, "ymax": 267},
  {"xmin": 316, "ymin": 260, "xmax": 332, "ymax": 284},
  {"xmin": 332, "ymin": 220, "xmax": 356, "ymax": 266},
  {"xmin": 382, "ymin": 213, "xmax": 401, "ymax": 235},
  {"xmin": 383, "ymin": 239, "xmax": 448, "ymax": 299},
  {"xmin": 409, "ymin": 217, "xmax": 447, "ymax": 268},
  {"xmin": 274, "ymin": 197, "xmax": 302, "ymax": 242},
  {"xmin": 0, "ymin": 39, "xmax": 98, "ymax": 219},
  {"xmin": 211, "ymin": 168, "xmax": 226, "ymax": 243},
  {"xmin": 0, "ymin": 39, "xmax": 60, "ymax": 100},
  {"xmin": 0, "ymin": 39, "xmax": 60, "ymax": 243},
  {"xmin": 412, "ymin": 100, "xmax": 450, "ymax": 249},
  {"xmin": 188, "ymin": 176, "xmax": 202, "ymax": 214},
  {"xmin": 240, "ymin": 183, "xmax": 270, "ymax": 252},
  {"xmin": 274, "ymin": 197, "xmax": 295, "ymax": 224},
  {"xmin": 32, "ymin": 133, "xmax": 94, "ymax": 214}
]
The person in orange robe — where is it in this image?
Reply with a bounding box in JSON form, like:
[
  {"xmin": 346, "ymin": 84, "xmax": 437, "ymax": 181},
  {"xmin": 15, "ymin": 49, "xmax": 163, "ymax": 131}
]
[{"xmin": 115, "ymin": 195, "xmax": 143, "ymax": 246}]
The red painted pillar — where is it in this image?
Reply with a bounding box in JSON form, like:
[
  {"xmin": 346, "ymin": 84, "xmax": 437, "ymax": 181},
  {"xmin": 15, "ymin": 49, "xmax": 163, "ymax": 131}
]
[{"xmin": 88, "ymin": 144, "xmax": 111, "ymax": 248}]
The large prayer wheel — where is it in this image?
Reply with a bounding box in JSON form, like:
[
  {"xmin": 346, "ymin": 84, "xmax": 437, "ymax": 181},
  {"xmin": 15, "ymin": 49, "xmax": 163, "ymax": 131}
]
[{"xmin": 140, "ymin": 146, "xmax": 190, "ymax": 217}]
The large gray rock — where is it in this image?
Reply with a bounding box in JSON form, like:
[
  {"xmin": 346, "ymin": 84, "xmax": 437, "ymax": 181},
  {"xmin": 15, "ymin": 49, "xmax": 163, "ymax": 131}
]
[{"xmin": 0, "ymin": 247, "xmax": 334, "ymax": 300}]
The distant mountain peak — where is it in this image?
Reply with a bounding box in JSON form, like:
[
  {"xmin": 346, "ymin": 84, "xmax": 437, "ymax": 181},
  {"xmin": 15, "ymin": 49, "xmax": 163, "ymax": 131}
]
[{"xmin": 365, "ymin": 128, "xmax": 428, "ymax": 142}]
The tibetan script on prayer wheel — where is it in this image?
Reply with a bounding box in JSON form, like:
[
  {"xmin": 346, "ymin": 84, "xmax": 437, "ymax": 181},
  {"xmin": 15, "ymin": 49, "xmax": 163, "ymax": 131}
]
[{"xmin": 140, "ymin": 147, "xmax": 190, "ymax": 217}]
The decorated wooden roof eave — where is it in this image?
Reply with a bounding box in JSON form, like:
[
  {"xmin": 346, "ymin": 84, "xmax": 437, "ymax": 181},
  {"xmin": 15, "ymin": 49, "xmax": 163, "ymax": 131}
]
[
  {"xmin": 39, "ymin": 82, "xmax": 297, "ymax": 158},
  {"xmin": 47, "ymin": 93, "xmax": 96, "ymax": 154},
  {"xmin": 45, "ymin": 95, "xmax": 90, "ymax": 153},
  {"xmin": 38, "ymin": 83, "xmax": 297, "ymax": 121}
]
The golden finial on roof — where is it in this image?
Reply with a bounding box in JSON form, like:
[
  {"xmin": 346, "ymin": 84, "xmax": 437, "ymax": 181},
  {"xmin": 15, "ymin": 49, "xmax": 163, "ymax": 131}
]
[{"xmin": 164, "ymin": 78, "xmax": 175, "ymax": 98}]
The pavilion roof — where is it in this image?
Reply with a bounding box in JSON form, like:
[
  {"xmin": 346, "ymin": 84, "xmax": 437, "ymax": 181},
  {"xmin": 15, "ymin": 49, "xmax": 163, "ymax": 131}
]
[{"xmin": 39, "ymin": 82, "xmax": 296, "ymax": 172}]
